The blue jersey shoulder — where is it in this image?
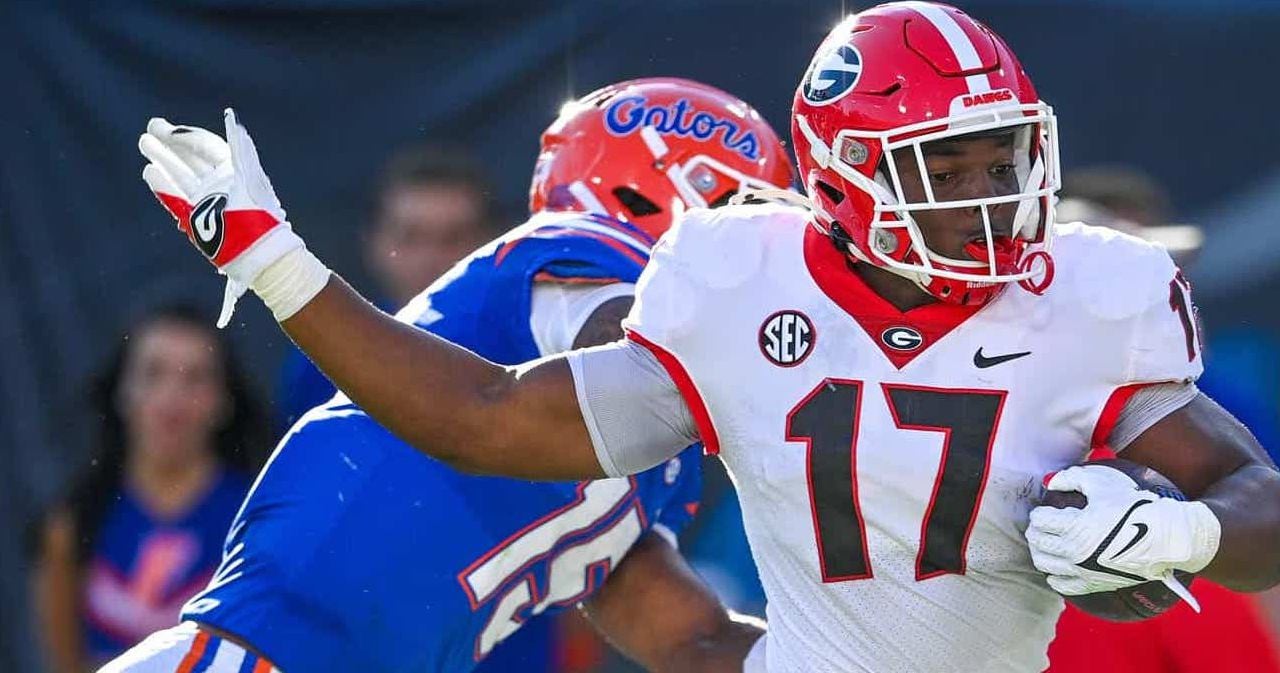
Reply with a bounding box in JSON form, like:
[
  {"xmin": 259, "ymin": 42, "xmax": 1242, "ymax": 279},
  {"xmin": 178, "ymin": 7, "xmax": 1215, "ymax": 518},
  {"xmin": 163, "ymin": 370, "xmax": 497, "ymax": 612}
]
[
  {"xmin": 396, "ymin": 212, "xmax": 655, "ymax": 365},
  {"xmin": 186, "ymin": 213, "xmax": 699, "ymax": 673}
]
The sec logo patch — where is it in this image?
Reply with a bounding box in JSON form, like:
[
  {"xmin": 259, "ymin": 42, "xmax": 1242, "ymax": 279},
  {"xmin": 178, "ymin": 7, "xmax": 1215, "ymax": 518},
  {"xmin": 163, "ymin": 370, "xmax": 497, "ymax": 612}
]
[{"xmin": 760, "ymin": 310, "xmax": 815, "ymax": 367}]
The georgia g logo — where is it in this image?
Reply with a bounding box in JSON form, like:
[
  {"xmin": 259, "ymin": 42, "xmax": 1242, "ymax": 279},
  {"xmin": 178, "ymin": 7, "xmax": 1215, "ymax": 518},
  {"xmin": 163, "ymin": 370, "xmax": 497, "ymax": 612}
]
[
  {"xmin": 190, "ymin": 193, "xmax": 228, "ymax": 259},
  {"xmin": 802, "ymin": 44, "xmax": 863, "ymax": 106},
  {"xmin": 881, "ymin": 326, "xmax": 923, "ymax": 352}
]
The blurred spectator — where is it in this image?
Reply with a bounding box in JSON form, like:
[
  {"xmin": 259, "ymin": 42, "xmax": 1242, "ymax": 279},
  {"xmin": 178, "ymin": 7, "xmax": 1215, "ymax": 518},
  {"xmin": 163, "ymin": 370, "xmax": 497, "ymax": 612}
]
[
  {"xmin": 1059, "ymin": 167, "xmax": 1204, "ymax": 267},
  {"xmin": 276, "ymin": 145, "xmax": 498, "ymax": 429},
  {"xmin": 32, "ymin": 303, "xmax": 269, "ymax": 673},
  {"xmin": 1062, "ymin": 164, "xmax": 1172, "ymax": 229}
]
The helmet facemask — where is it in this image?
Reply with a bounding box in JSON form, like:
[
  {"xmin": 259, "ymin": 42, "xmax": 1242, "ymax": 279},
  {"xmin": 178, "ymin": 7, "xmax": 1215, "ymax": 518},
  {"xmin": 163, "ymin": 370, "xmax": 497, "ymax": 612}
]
[{"xmin": 798, "ymin": 102, "xmax": 1061, "ymax": 303}]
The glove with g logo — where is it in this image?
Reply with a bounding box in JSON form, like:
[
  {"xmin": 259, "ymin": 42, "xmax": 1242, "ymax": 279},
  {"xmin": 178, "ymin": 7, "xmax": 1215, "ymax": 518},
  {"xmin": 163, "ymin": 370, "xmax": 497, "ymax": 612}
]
[{"xmin": 138, "ymin": 109, "xmax": 328, "ymax": 327}]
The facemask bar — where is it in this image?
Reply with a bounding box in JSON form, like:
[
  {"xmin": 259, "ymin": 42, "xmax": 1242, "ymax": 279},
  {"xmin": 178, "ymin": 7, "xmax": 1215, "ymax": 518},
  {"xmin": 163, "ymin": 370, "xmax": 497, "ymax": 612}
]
[
  {"xmin": 640, "ymin": 125, "xmax": 777, "ymax": 211},
  {"xmin": 675, "ymin": 155, "xmax": 781, "ymax": 206},
  {"xmin": 797, "ymin": 102, "xmax": 1061, "ymax": 284},
  {"xmin": 565, "ymin": 125, "xmax": 780, "ymax": 223}
]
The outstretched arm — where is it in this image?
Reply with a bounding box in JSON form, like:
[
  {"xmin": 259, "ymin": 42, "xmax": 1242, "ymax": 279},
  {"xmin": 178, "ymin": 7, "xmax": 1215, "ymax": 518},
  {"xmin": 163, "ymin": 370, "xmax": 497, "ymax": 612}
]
[
  {"xmin": 136, "ymin": 111, "xmax": 645, "ymax": 481},
  {"xmin": 584, "ymin": 532, "xmax": 764, "ymax": 673},
  {"xmin": 281, "ymin": 277, "xmax": 605, "ymax": 479}
]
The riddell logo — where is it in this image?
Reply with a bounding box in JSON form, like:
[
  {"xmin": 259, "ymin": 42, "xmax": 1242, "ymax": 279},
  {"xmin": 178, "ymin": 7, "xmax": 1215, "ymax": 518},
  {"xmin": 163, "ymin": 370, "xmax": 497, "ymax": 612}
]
[{"xmin": 963, "ymin": 89, "xmax": 1014, "ymax": 108}]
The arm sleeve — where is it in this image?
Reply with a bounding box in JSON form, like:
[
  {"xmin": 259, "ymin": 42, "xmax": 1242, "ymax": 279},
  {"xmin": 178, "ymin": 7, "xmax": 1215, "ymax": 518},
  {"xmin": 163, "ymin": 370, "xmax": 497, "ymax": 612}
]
[
  {"xmin": 565, "ymin": 340, "xmax": 698, "ymax": 478},
  {"xmin": 528, "ymin": 282, "xmax": 636, "ymax": 356},
  {"xmin": 1110, "ymin": 382, "xmax": 1201, "ymax": 451}
]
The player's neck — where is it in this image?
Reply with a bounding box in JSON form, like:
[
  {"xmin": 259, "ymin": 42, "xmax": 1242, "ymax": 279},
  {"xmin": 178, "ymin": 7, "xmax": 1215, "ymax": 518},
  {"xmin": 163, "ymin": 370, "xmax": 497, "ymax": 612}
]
[{"xmin": 852, "ymin": 263, "xmax": 937, "ymax": 312}]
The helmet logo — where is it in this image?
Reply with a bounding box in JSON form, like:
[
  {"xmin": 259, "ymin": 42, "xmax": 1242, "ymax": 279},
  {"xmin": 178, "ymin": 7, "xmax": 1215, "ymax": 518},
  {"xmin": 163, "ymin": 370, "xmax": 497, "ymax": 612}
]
[
  {"xmin": 604, "ymin": 96, "xmax": 760, "ymax": 160},
  {"xmin": 949, "ymin": 88, "xmax": 1017, "ymax": 116},
  {"xmin": 881, "ymin": 326, "xmax": 923, "ymax": 352},
  {"xmin": 759, "ymin": 310, "xmax": 815, "ymax": 367},
  {"xmin": 802, "ymin": 44, "xmax": 863, "ymax": 106}
]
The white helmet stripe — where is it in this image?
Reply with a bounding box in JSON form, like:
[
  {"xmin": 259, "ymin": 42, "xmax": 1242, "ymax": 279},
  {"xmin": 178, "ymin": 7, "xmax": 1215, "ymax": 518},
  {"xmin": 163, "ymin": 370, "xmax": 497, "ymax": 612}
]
[
  {"xmin": 568, "ymin": 180, "xmax": 610, "ymax": 215},
  {"xmin": 640, "ymin": 126, "xmax": 670, "ymax": 161},
  {"xmin": 794, "ymin": 114, "xmax": 832, "ymax": 168},
  {"xmin": 901, "ymin": 1, "xmax": 991, "ymax": 94}
]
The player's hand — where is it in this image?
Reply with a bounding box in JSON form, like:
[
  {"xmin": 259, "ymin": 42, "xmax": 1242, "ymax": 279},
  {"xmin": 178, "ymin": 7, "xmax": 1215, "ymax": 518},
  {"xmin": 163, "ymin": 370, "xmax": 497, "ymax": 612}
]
[
  {"xmin": 139, "ymin": 109, "xmax": 305, "ymax": 327},
  {"xmin": 1025, "ymin": 465, "xmax": 1221, "ymax": 596}
]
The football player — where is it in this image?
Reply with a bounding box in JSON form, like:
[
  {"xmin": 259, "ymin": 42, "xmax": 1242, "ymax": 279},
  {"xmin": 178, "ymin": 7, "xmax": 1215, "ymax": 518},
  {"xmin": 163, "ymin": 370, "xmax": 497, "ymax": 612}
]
[
  {"xmin": 137, "ymin": 3, "xmax": 1280, "ymax": 671},
  {"xmin": 113, "ymin": 78, "xmax": 793, "ymax": 672}
]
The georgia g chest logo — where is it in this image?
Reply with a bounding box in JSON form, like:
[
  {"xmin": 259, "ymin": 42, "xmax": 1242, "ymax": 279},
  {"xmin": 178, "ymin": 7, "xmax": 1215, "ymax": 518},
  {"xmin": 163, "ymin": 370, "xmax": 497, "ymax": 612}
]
[
  {"xmin": 881, "ymin": 326, "xmax": 924, "ymax": 351},
  {"xmin": 802, "ymin": 44, "xmax": 863, "ymax": 106},
  {"xmin": 189, "ymin": 193, "xmax": 228, "ymax": 258},
  {"xmin": 759, "ymin": 310, "xmax": 815, "ymax": 367}
]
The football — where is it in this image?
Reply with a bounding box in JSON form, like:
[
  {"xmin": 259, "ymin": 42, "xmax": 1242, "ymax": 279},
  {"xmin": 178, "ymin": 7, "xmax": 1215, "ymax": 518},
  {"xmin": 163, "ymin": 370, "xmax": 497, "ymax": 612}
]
[{"xmin": 1039, "ymin": 457, "xmax": 1197, "ymax": 622}]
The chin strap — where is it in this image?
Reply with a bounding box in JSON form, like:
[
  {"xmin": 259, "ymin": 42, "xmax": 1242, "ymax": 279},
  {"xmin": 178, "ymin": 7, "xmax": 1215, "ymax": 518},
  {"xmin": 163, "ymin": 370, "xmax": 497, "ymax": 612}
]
[{"xmin": 829, "ymin": 221, "xmax": 940, "ymax": 297}]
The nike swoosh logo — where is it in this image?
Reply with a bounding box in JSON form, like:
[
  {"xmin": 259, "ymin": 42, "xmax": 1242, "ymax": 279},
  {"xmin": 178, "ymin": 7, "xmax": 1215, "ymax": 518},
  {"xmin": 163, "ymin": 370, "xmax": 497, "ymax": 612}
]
[
  {"xmin": 973, "ymin": 347, "xmax": 1032, "ymax": 369},
  {"xmin": 1076, "ymin": 499, "xmax": 1154, "ymax": 582},
  {"xmin": 1111, "ymin": 522, "xmax": 1149, "ymax": 559}
]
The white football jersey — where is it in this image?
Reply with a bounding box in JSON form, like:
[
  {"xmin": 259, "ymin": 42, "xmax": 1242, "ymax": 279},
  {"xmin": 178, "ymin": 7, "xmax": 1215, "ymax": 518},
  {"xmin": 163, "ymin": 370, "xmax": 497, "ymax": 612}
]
[{"xmin": 623, "ymin": 203, "xmax": 1202, "ymax": 672}]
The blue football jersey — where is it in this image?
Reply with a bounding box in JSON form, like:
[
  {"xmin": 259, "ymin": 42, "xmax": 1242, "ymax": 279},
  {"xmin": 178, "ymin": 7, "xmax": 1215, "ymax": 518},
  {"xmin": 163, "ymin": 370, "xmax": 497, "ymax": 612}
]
[{"xmin": 181, "ymin": 212, "xmax": 703, "ymax": 673}]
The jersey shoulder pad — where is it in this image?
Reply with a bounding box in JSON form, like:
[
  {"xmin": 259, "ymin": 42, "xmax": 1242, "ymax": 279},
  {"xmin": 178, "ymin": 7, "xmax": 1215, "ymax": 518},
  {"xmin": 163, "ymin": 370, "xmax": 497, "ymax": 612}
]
[
  {"xmin": 624, "ymin": 203, "xmax": 806, "ymax": 344},
  {"xmin": 1051, "ymin": 221, "xmax": 1202, "ymax": 384},
  {"xmin": 1050, "ymin": 221, "xmax": 1177, "ymax": 321},
  {"xmin": 651, "ymin": 202, "xmax": 808, "ymax": 278},
  {"xmin": 507, "ymin": 211, "xmax": 654, "ymax": 283}
]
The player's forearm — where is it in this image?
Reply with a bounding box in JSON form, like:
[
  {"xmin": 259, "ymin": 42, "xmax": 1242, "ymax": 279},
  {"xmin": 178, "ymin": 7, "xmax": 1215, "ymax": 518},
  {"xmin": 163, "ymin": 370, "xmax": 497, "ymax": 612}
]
[
  {"xmin": 656, "ymin": 616, "xmax": 764, "ymax": 673},
  {"xmin": 591, "ymin": 598, "xmax": 762, "ymax": 673},
  {"xmin": 139, "ymin": 114, "xmax": 605, "ymax": 480},
  {"xmin": 280, "ymin": 276, "xmax": 602, "ymax": 479},
  {"xmin": 1198, "ymin": 462, "xmax": 1280, "ymax": 592},
  {"xmin": 585, "ymin": 533, "xmax": 762, "ymax": 672}
]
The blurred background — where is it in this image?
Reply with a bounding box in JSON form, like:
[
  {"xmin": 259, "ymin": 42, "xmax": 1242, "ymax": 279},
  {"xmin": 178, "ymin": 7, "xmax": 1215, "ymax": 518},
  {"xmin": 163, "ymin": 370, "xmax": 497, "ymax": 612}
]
[{"xmin": 3, "ymin": 1, "xmax": 1280, "ymax": 671}]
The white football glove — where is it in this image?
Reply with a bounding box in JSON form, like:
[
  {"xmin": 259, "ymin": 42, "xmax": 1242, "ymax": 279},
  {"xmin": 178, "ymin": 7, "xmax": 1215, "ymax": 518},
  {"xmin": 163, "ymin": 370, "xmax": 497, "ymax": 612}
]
[
  {"xmin": 139, "ymin": 108, "xmax": 329, "ymax": 327},
  {"xmin": 1026, "ymin": 464, "xmax": 1220, "ymax": 597}
]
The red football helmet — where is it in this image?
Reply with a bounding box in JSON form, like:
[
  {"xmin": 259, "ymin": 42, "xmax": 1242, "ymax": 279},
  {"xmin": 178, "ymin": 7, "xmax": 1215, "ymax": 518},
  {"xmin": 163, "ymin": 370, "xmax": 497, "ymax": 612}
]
[
  {"xmin": 530, "ymin": 77, "xmax": 794, "ymax": 240},
  {"xmin": 791, "ymin": 2, "xmax": 1060, "ymax": 305}
]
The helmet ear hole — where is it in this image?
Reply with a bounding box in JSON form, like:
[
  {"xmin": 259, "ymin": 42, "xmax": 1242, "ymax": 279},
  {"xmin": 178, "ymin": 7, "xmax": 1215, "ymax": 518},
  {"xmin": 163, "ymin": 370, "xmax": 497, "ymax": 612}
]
[
  {"xmin": 814, "ymin": 180, "xmax": 846, "ymax": 205},
  {"xmin": 708, "ymin": 190, "xmax": 738, "ymax": 208},
  {"xmin": 612, "ymin": 187, "xmax": 663, "ymax": 217}
]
